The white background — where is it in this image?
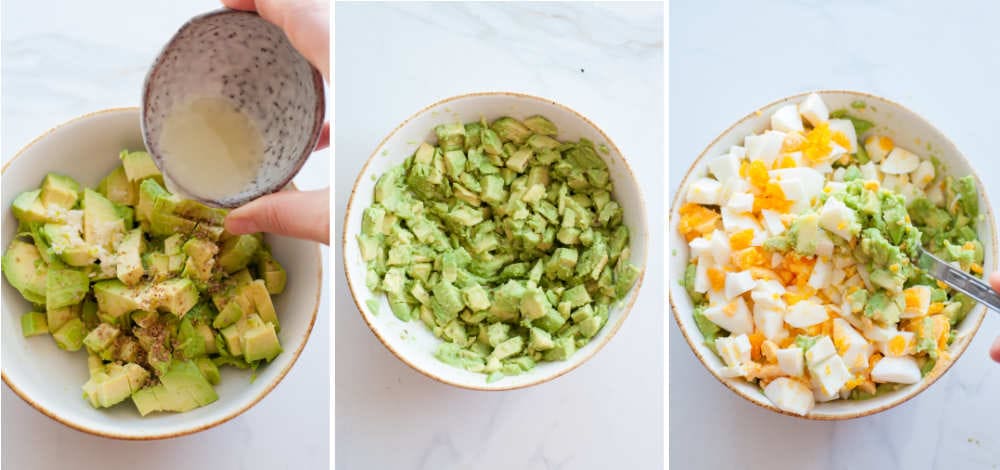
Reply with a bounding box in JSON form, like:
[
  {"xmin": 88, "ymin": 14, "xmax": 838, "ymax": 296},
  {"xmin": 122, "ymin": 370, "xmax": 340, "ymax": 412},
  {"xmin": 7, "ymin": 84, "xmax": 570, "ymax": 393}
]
[
  {"xmin": 335, "ymin": 3, "xmax": 663, "ymax": 469},
  {"xmin": 671, "ymin": 1, "xmax": 1000, "ymax": 469},
  {"xmin": 1, "ymin": 1, "xmax": 330, "ymax": 469}
]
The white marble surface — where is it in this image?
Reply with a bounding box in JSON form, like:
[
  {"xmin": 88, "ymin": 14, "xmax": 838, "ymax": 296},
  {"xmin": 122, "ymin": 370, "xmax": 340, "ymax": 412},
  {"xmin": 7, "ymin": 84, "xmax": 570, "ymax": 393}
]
[
  {"xmin": 670, "ymin": 1, "xmax": 1000, "ymax": 469},
  {"xmin": 335, "ymin": 3, "xmax": 663, "ymax": 469},
  {"xmin": 1, "ymin": 1, "xmax": 330, "ymax": 469}
]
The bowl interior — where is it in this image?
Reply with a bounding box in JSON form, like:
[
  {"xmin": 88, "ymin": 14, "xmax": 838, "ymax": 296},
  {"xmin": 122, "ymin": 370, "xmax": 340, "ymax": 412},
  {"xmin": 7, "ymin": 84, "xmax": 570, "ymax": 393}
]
[
  {"xmin": 1, "ymin": 108, "xmax": 322, "ymax": 438},
  {"xmin": 142, "ymin": 9, "xmax": 325, "ymax": 208},
  {"xmin": 669, "ymin": 91, "xmax": 997, "ymax": 419},
  {"xmin": 343, "ymin": 93, "xmax": 648, "ymax": 390}
]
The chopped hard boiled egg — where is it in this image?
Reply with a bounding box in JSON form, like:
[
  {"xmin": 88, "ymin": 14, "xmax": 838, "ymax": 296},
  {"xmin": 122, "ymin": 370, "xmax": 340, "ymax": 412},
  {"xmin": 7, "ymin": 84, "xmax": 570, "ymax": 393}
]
[
  {"xmin": 764, "ymin": 377, "xmax": 815, "ymax": 415},
  {"xmin": 870, "ymin": 356, "xmax": 922, "ymax": 384}
]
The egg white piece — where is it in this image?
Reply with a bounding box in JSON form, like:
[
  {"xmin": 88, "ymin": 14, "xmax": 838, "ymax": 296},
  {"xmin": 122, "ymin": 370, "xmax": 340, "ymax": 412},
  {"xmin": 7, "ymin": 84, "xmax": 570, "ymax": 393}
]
[
  {"xmin": 726, "ymin": 192, "xmax": 755, "ymax": 214},
  {"xmin": 771, "ymin": 104, "xmax": 805, "ymax": 133},
  {"xmin": 832, "ymin": 167, "xmax": 846, "ymax": 182},
  {"xmin": 859, "ymin": 161, "xmax": 880, "ymax": 182},
  {"xmin": 881, "ymin": 147, "xmax": 920, "ymax": 175},
  {"xmin": 808, "ymin": 257, "xmax": 833, "ymax": 290},
  {"xmin": 864, "ymin": 135, "xmax": 893, "ymax": 163},
  {"xmin": 708, "ymin": 153, "xmax": 741, "ymax": 184},
  {"xmin": 764, "ymin": 377, "xmax": 815, "ymax": 415},
  {"xmin": 688, "ymin": 237, "xmax": 711, "ymax": 261},
  {"xmin": 716, "ymin": 334, "xmax": 753, "ymax": 367},
  {"xmin": 707, "ymin": 229, "xmax": 731, "ymax": 265},
  {"xmin": 753, "ymin": 303, "xmax": 787, "ymax": 341},
  {"xmin": 729, "ymin": 145, "xmax": 747, "ymax": 159},
  {"xmin": 687, "ymin": 177, "xmax": 723, "ymax": 205},
  {"xmin": 760, "ymin": 209, "xmax": 786, "ymax": 236},
  {"xmin": 719, "ymin": 364, "xmax": 749, "ymax": 378},
  {"xmin": 827, "ymin": 119, "xmax": 858, "ymax": 153},
  {"xmin": 871, "ymin": 356, "xmax": 922, "ymax": 384},
  {"xmin": 751, "ymin": 280, "xmax": 786, "ymax": 309},
  {"xmin": 703, "ymin": 298, "xmax": 754, "ymax": 335},
  {"xmin": 811, "ymin": 355, "xmax": 852, "ymax": 398},
  {"xmin": 694, "ymin": 255, "xmax": 712, "ymax": 294},
  {"xmin": 804, "ymin": 335, "xmax": 837, "ymax": 368},
  {"xmin": 860, "ymin": 321, "xmax": 899, "ymax": 343},
  {"xmin": 833, "ymin": 318, "xmax": 874, "ymax": 374},
  {"xmin": 721, "ymin": 206, "xmax": 762, "ymax": 235},
  {"xmin": 810, "ymin": 367, "xmax": 843, "ymax": 403},
  {"xmin": 877, "ymin": 331, "xmax": 916, "ymax": 358},
  {"xmin": 913, "ymin": 160, "xmax": 935, "ymax": 188},
  {"xmin": 745, "ymin": 130, "xmax": 786, "ymax": 167},
  {"xmin": 926, "ymin": 184, "xmax": 945, "ymax": 206},
  {"xmin": 818, "ymin": 196, "xmax": 858, "ymax": 241},
  {"xmin": 815, "ymin": 230, "xmax": 834, "ymax": 258},
  {"xmin": 725, "ymin": 271, "xmax": 756, "ymax": 300},
  {"xmin": 798, "ymin": 93, "xmax": 830, "ymax": 127},
  {"xmin": 786, "ymin": 300, "xmax": 829, "ymax": 329},
  {"xmin": 776, "ymin": 347, "xmax": 804, "ymax": 377}
]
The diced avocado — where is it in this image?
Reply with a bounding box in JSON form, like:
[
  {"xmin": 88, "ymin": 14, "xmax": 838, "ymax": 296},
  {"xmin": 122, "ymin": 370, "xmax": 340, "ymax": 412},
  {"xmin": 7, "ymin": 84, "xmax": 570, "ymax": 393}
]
[
  {"xmin": 255, "ymin": 249, "xmax": 287, "ymax": 294},
  {"xmin": 82, "ymin": 189, "xmax": 125, "ymax": 250},
  {"xmin": 150, "ymin": 278, "xmax": 199, "ymax": 317},
  {"xmin": 543, "ymin": 336, "xmax": 576, "ymax": 361},
  {"xmin": 490, "ymin": 117, "xmax": 532, "ymax": 145},
  {"xmin": 98, "ymin": 165, "xmax": 138, "ymax": 206},
  {"xmin": 195, "ymin": 357, "xmax": 220, "ymax": 385},
  {"xmin": 217, "ymin": 234, "xmax": 260, "ymax": 274},
  {"xmin": 47, "ymin": 303, "xmax": 81, "ymax": 332},
  {"xmin": 519, "ymin": 286, "xmax": 550, "ymax": 320},
  {"xmin": 248, "ymin": 280, "xmax": 279, "ymax": 328},
  {"xmin": 523, "ymin": 115, "xmax": 558, "ymax": 136},
  {"xmin": 83, "ymin": 362, "xmax": 150, "ymax": 409},
  {"xmin": 242, "ymin": 320, "xmax": 282, "ymax": 362},
  {"xmin": 41, "ymin": 223, "xmax": 96, "ymax": 267},
  {"xmin": 561, "ymin": 284, "xmax": 591, "ymax": 309},
  {"xmin": 83, "ymin": 323, "xmax": 120, "ymax": 352},
  {"xmin": 40, "ymin": 173, "xmax": 81, "ymax": 209},
  {"xmin": 181, "ymin": 238, "xmax": 217, "ymax": 282},
  {"xmin": 93, "ymin": 280, "xmax": 144, "ymax": 321},
  {"xmin": 46, "ymin": 267, "xmax": 89, "ymax": 310},
  {"xmin": 131, "ymin": 360, "xmax": 218, "ymax": 416},
  {"xmin": 12, "ymin": 189, "xmax": 53, "ymax": 224},
  {"xmin": 115, "ymin": 228, "xmax": 145, "ymax": 286},
  {"xmin": 52, "ymin": 317, "xmax": 86, "ymax": 351},
  {"xmin": 2, "ymin": 239, "xmax": 48, "ymax": 304},
  {"xmin": 213, "ymin": 301, "xmax": 244, "ymax": 329},
  {"xmin": 20, "ymin": 312, "xmax": 49, "ymax": 337},
  {"xmin": 120, "ymin": 150, "xmax": 161, "ymax": 182},
  {"xmin": 529, "ymin": 327, "xmax": 554, "ymax": 350},
  {"xmin": 176, "ymin": 317, "xmax": 206, "ymax": 359}
]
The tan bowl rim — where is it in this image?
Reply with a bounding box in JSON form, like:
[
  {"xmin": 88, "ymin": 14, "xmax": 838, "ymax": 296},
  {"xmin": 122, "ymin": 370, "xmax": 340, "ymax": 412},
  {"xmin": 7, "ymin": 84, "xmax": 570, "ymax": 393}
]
[
  {"xmin": 342, "ymin": 90, "xmax": 649, "ymax": 391},
  {"xmin": 1, "ymin": 106, "xmax": 323, "ymax": 439},
  {"xmin": 668, "ymin": 89, "xmax": 997, "ymax": 420}
]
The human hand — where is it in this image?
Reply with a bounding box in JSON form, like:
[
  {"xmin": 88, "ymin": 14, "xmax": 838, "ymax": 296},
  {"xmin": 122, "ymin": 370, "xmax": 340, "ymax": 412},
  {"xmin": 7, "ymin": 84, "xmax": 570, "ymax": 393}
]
[
  {"xmin": 988, "ymin": 273, "xmax": 1000, "ymax": 362},
  {"xmin": 220, "ymin": 0, "xmax": 330, "ymax": 244}
]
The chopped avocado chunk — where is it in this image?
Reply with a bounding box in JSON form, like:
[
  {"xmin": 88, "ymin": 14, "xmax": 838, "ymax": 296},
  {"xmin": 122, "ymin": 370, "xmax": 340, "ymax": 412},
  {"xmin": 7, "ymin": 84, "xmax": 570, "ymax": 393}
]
[{"xmin": 21, "ymin": 312, "xmax": 49, "ymax": 337}]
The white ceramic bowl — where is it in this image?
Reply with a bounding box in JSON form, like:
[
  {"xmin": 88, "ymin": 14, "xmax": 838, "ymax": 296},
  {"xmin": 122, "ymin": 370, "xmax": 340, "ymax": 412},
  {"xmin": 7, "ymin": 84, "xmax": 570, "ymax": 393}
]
[
  {"xmin": 343, "ymin": 92, "xmax": 648, "ymax": 390},
  {"xmin": 1, "ymin": 108, "xmax": 322, "ymax": 439},
  {"xmin": 670, "ymin": 90, "xmax": 998, "ymax": 419}
]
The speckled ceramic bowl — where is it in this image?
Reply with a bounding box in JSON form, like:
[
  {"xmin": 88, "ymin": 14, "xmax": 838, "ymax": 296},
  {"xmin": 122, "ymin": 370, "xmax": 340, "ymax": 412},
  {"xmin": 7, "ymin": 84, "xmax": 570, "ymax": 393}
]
[
  {"xmin": 669, "ymin": 90, "xmax": 998, "ymax": 419},
  {"xmin": 343, "ymin": 92, "xmax": 648, "ymax": 390},
  {"xmin": 2, "ymin": 108, "xmax": 323, "ymax": 439},
  {"xmin": 142, "ymin": 8, "xmax": 325, "ymax": 208}
]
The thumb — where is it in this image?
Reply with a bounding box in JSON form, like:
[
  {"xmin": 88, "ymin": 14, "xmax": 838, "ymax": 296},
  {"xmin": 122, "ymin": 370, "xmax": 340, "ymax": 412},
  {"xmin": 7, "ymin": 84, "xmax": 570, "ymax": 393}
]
[
  {"xmin": 992, "ymin": 336, "xmax": 1000, "ymax": 363},
  {"xmin": 224, "ymin": 188, "xmax": 329, "ymax": 244}
]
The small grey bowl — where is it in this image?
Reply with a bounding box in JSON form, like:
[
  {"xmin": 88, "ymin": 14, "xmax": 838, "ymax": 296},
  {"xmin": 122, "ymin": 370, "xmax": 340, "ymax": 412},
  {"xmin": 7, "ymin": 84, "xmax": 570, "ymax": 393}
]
[{"xmin": 141, "ymin": 8, "xmax": 325, "ymax": 208}]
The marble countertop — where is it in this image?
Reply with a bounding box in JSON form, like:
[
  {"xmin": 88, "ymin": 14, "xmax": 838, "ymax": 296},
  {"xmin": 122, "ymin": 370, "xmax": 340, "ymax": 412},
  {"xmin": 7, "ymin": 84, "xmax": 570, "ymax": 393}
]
[
  {"xmin": 1, "ymin": 1, "xmax": 330, "ymax": 469},
  {"xmin": 670, "ymin": 1, "xmax": 1000, "ymax": 469},
  {"xmin": 334, "ymin": 3, "xmax": 663, "ymax": 469}
]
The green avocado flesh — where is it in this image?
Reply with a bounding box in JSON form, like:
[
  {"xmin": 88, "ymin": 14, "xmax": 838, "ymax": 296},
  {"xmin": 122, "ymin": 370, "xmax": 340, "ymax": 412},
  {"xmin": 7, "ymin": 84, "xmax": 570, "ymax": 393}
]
[
  {"xmin": 358, "ymin": 115, "xmax": 641, "ymax": 381},
  {"xmin": 2, "ymin": 150, "xmax": 288, "ymax": 416}
]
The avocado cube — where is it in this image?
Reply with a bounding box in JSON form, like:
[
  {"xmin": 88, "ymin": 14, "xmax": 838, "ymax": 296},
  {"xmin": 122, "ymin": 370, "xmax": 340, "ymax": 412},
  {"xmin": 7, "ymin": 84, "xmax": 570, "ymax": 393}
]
[
  {"xmin": 12, "ymin": 189, "xmax": 55, "ymax": 224},
  {"xmin": 52, "ymin": 317, "xmax": 86, "ymax": 351},
  {"xmin": 115, "ymin": 228, "xmax": 145, "ymax": 286},
  {"xmin": 543, "ymin": 336, "xmax": 576, "ymax": 361},
  {"xmin": 462, "ymin": 284, "xmax": 491, "ymax": 312},
  {"xmin": 195, "ymin": 357, "xmax": 221, "ymax": 385},
  {"xmin": 561, "ymin": 284, "xmax": 592, "ymax": 309},
  {"xmin": 181, "ymin": 238, "xmax": 218, "ymax": 282},
  {"xmin": 217, "ymin": 235, "xmax": 260, "ymax": 274},
  {"xmin": 150, "ymin": 278, "xmax": 199, "ymax": 317},
  {"xmin": 490, "ymin": 117, "xmax": 532, "ymax": 145},
  {"xmin": 519, "ymin": 286, "xmax": 551, "ymax": 321},
  {"xmin": 435, "ymin": 122, "xmax": 466, "ymax": 151},
  {"xmin": 83, "ymin": 363, "xmax": 150, "ymax": 409},
  {"xmin": 82, "ymin": 189, "xmax": 125, "ymax": 249},
  {"xmin": 242, "ymin": 321, "xmax": 282, "ymax": 362},
  {"xmin": 443, "ymin": 150, "xmax": 467, "ymax": 180},
  {"xmin": 120, "ymin": 150, "xmax": 161, "ymax": 182},
  {"xmin": 40, "ymin": 173, "xmax": 81, "ymax": 209},
  {"xmin": 213, "ymin": 300, "xmax": 244, "ymax": 329},
  {"xmin": 20, "ymin": 312, "xmax": 49, "ymax": 337},
  {"xmin": 256, "ymin": 251, "xmax": 287, "ymax": 295},
  {"xmin": 529, "ymin": 327, "xmax": 554, "ymax": 350},
  {"xmin": 98, "ymin": 165, "xmax": 138, "ymax": 206},
  {"xmin": 248, "ymin": 280, "xmax": 279, "ymax": 329},
  {"xmin": 93, "ymin": 280, "xmax": 144, "ymax": 321},
  {"xmin": 47, "ymin": 303, "xmax": 81, "ymax": 332},
  {"xmin": 2, "ymin": 239, "xmax": 49, "ymax": 305},
  {"xmin": 523, "ymin": 115, "xmax": 558, "ymax": 136},
  {"xmin": 488, "ymin": 336, "xmax": 524, "ymax": 361},
  {"xmin": 83, "ymin": 323, "xmax": 120, "ymax": 352},
  {"xmin": 506, "ymin": 148, "xmax": 534, "ymax": 173},
  {"xmin": 46, "ymin": 267, "xmax": 89, "ymax": 310}
]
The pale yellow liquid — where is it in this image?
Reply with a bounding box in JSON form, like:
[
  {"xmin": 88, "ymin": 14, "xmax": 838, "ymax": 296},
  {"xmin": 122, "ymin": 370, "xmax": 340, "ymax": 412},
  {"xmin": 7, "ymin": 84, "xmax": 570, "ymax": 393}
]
[{"xmin": 159, "ymin": 97, "xmax": 265, "ymax": 201}]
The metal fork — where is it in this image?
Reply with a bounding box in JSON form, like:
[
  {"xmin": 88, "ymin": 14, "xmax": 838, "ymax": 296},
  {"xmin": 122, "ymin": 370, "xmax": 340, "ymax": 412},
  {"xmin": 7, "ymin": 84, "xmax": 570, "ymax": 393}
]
[{"xmin": 918, "ymin": 247, "xmax": 1000, "ymax": 313}]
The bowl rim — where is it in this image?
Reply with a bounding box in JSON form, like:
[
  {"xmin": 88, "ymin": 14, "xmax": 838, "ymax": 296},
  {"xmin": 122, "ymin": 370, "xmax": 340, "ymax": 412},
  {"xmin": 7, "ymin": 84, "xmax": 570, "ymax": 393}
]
[
  {"xmin": 342, "ymin": 91, "xmax": 649, "ymax": 391},
  {"xmin": 668, "ymin": 89, "xmax": 998, "ymax": 420},
  {"xmin": 1, "ymin": 107, "xmax": 324, "ymax": 439},
  {"xmin": 140, "ymin": 8, "xmax": 327, "ymax": 209}
]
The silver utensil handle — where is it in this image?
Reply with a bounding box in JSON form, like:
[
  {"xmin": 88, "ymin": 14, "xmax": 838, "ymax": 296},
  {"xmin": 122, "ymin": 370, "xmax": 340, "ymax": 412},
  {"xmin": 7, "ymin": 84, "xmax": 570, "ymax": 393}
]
[{"xmin": 922, "ymin": 250, "xmax": 1000, "ymax": 313}]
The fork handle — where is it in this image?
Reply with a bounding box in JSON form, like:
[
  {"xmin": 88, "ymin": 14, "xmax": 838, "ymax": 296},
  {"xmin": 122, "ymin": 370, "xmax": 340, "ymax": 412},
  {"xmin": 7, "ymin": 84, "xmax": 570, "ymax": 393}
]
[{"xmin": 935, "ymin": 263, "xmax": 1000, "ymax": 313}]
